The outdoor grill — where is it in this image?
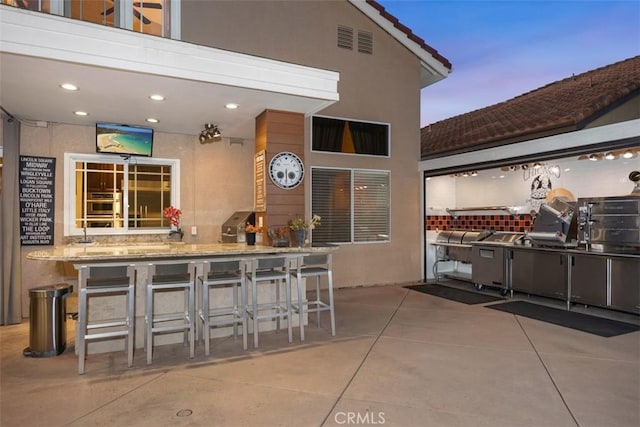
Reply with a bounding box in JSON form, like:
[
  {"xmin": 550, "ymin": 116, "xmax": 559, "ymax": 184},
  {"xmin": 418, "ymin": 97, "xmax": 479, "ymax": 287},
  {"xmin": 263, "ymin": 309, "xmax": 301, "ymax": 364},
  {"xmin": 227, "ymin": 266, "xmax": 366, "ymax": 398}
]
[
  {"xmin": 433, "ymin": 229, "xmax": 491, "ymax": 264},
  {"xmin": 220, "ymin": 211, "xmax": 255, "ymax": 243}
]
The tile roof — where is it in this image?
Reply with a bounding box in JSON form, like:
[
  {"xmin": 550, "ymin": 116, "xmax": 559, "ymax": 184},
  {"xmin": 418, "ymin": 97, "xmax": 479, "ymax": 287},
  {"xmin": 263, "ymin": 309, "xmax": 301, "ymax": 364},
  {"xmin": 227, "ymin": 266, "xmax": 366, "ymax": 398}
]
[
  {"xmin": 421, "ymin": 56, "xmax": 640, "ymax": 160},
  {"xmin": 365, "ymin": 0, "xmax": 452, "ymax": 71}
]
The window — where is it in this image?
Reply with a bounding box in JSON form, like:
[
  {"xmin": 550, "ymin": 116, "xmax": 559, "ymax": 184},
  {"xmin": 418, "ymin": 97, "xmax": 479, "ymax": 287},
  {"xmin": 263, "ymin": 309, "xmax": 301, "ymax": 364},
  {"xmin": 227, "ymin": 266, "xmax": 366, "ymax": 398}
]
[
  {"xmin": 312, "ymin": 168, "xmax": 390, "ymax": 244},
  {"xmin": 64, "ymin": 153, "xmax": 180, "ymax": 236},
  {"xmin": 311, "ymin": 116, "xmax": 390, "ymax": 157},
  {"xmin": 3, "ymin": 0, "xmax": 176, "ymax": 38}
]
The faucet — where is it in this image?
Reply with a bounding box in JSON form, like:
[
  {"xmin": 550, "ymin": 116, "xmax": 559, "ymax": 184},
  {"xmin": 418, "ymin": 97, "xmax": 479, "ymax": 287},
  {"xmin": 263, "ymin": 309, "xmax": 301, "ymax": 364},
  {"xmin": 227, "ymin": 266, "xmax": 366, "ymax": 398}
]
[{"xmin": 79, "ymin": 221, "xmax": 92, "ymax": 244}]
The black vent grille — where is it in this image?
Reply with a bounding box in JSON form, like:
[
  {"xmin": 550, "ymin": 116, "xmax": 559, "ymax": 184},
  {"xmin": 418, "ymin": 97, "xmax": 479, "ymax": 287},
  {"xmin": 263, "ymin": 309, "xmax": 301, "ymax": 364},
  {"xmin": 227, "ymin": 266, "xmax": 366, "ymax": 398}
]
[
  {"xmin": 358, "ymin": 30, "xmax": 373, "ymax": 54},
  {"xmin": 337, "ymin": 25, "xmax": 353, "ymax": 50}
]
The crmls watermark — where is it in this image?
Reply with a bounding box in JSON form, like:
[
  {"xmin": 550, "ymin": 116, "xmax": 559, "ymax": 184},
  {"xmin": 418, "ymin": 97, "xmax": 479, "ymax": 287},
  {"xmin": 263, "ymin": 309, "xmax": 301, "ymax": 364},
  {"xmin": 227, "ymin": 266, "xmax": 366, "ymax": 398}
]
[{"xmin": 334, "ymin": 411, "xmax": 386, "ymax": 425}]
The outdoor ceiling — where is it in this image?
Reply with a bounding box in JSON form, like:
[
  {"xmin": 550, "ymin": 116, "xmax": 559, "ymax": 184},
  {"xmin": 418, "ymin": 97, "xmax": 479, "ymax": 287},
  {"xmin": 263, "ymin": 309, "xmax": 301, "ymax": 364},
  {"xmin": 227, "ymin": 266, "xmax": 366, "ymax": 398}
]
[
  {"xmin": 0, "ymin": 7, "xmax": 339, "ymax": 142},
  {"xmin": 0, "ymin": 52, "xmax": 330, "ymax": 141}
]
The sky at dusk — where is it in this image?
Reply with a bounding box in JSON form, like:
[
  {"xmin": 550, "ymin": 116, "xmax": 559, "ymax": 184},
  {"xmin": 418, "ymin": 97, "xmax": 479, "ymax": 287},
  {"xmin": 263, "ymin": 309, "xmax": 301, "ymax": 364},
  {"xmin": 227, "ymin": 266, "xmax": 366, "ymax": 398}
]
[{"xmin": 376, "ymin": 0, "xmax": 640, "ymax": 126}]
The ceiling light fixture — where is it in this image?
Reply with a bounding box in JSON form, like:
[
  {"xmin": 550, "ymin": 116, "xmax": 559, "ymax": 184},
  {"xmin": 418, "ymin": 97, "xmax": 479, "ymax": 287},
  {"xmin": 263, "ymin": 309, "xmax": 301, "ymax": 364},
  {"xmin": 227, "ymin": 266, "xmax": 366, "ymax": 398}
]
[
  {"xmin": 588, "ymin": 153, "xmax": 599, "ymax": 161},
  {"xmin": 149, "ymin": 94, "xmax": 165, "ymax": 101},
  {"xmin": 533, "ymin": 162, "xmax": 542, "ymax": 169},
  {"xmin": 604, "ymin": 152, "xmax": 615, "ymax": 160},
  {"xmin": 471, "ymin": 171, "xmax": 478, "ymax": 176},
  {"xmin": 146, "ymin": 118, "xmax": 159, "ymax": 123},
  {"xmin": 74, "ymin": 111, "xmax": 88, "ymax": 116},
  {"xmin": 60, "ymin": 83, "xmax": 78, "ymax": 91},
  {"xmin": 623, "ymin": 150, "xmax": 633, "ymax": 159},
  {"xmin": 521, "ymin": 164, "xmax": 529, "ymax": 170},
  {"xmin": 199, "ymin": 123, "xmax": 222, "ymax": 143},
  {"xmin": 225, "ymin": 103, "xmax": 239, "ymax": 109}
]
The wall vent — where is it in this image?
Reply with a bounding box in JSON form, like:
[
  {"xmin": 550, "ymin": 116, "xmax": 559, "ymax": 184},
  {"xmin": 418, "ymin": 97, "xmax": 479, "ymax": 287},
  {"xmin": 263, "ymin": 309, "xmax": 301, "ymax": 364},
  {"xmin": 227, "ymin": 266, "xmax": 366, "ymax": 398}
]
[
  {"xmin": 337, "ymin": 25, "xmax": 354, "ymax": 50},
  {"xmin": 357, "ymin": 30, "xmax": 373, "ymax": 54}
]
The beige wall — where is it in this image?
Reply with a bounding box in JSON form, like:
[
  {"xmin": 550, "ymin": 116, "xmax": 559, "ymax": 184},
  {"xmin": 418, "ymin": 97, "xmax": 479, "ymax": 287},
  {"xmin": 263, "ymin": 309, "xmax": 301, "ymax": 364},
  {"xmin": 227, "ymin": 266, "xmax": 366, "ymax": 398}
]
[
  {"xmin": 586, "ymin": 97, "xmax": 640, "ymax": 128},
  {"xmin": 182, "ymin": 0, "xmax": 426, "ymax": 287},
  {"xmin": 18, "ymin": 1, "xmax": 429, "ymax": 314},
  {"xmin": 19, "ymin": 123, "xmax": 255, "ymax": 314}
]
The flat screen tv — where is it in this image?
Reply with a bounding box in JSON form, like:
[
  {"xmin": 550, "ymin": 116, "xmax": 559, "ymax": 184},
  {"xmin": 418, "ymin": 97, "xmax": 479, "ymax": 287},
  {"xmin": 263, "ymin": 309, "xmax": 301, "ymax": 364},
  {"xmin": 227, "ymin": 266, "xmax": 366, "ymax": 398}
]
[{"xmin": 96, "ymin": 123, "xmax": 153, "ymax": 157}]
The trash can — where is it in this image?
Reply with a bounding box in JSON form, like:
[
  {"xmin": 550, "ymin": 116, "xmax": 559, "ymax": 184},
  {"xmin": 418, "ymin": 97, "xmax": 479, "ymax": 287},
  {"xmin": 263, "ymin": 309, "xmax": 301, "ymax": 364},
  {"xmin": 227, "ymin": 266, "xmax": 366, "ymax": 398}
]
[{"xmin": 23, "ymin": 283, "xmax": 73, "ymax": 358}]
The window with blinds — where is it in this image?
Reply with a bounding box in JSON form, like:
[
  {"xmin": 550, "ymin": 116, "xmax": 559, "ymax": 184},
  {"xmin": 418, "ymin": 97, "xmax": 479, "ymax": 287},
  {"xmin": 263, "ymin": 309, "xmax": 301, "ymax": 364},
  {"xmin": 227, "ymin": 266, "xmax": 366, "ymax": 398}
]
[{"xmin": 311, "ymin": 168, "xmax": 390, "ymax": 244}]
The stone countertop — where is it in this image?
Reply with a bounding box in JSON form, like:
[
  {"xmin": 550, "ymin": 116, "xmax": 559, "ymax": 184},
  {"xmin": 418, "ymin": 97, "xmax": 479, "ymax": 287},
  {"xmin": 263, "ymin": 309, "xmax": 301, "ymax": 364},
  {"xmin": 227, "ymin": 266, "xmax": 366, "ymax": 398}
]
[{"xmin": 26, "ymin": 242, "xmax": 338, "ymax": 262}]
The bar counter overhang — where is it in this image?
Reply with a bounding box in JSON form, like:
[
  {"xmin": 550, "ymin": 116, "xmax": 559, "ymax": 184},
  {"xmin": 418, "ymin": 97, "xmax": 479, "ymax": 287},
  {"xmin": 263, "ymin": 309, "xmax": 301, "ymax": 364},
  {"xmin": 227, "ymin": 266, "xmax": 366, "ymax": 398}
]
[
  {"xmin": 27, "ymin": 243, "xmax": 338, "ymax": 354},
  {"xmin": 26, "ymin": 242, "xmax": 338, "ymax": 263}
]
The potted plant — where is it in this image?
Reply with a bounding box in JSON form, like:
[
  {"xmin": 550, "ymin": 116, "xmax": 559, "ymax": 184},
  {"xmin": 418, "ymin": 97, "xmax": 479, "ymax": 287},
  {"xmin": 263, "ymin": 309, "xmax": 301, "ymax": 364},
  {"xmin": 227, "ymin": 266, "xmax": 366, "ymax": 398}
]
[
  {"xmin": 268, "ymin": 226, "xmax": 290, "ymax": 247},
  {"xmin": 245, "ymin": 223, "xmax": 262, "ymax": 245},
  {"xmin": 288, "ymin": 214, "xmax": 321, "ymax": 247}
]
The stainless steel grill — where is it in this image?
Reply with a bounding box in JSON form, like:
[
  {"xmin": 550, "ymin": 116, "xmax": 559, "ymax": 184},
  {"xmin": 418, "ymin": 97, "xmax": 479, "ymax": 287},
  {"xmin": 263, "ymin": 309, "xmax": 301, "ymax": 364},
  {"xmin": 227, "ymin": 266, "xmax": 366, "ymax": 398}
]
[
  {"xmin": 434, "ymin": 229, "xmax": 490, "ymax": 264},
  {"xmin": 221, "ymin": 211, "xmax": 255, "ymax": 243}
]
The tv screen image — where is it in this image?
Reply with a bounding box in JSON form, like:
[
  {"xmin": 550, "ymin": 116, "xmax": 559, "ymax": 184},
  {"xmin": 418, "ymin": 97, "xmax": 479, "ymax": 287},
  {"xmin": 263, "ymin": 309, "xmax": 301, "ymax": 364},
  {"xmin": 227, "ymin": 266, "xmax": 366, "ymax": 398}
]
[{"xmin": 96, "ymin": 123, "xmax": 153, "ymax": 157}]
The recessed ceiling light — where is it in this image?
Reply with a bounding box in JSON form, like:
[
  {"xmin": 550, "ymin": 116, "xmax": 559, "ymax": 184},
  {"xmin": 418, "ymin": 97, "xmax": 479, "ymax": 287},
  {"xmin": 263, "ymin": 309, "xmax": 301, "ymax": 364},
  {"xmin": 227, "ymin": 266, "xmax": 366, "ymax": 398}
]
[
  {"xmin": 74, "ymin": 111, "xmax": 88, "ymax": 116},
  {"xmin": 225, "ymin": 103, "xmax": 239, "ymax": 109},
  {"xmin": 60, "ymin": 83, "xmax": 78, "ymax": 91},
  {"xmin": 604, "ymin": 152, "xmax": 615, "ymax": 160},
  {"xmin": 623, "ymin": 150, "xmax": 633, "ymax": 159},
  {"xmin": 146, "ymin": 118, "xmax": 159, "ymax": 123},
  {"xmin": 149, "ymin": 94, "xmax": 165, "ymax": 101},
  {"xmin": 588, "ymin": 153, "xmax": 599, "ymax": 161}
]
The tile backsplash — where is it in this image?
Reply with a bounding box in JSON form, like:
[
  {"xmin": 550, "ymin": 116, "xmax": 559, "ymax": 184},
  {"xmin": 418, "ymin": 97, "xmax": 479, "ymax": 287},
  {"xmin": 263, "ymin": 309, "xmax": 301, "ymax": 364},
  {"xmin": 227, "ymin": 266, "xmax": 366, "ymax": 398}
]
[{"xmin": 425, "ymin": 214, "xmax": 533, "ymax": 233}]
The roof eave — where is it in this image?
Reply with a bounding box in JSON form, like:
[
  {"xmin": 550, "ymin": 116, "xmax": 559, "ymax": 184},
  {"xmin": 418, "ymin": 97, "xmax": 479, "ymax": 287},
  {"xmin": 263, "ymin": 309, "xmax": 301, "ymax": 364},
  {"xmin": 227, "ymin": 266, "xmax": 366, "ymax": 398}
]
[{"xmin": 349, "ymin": 0, "xmax": 452, "ymax": 88}]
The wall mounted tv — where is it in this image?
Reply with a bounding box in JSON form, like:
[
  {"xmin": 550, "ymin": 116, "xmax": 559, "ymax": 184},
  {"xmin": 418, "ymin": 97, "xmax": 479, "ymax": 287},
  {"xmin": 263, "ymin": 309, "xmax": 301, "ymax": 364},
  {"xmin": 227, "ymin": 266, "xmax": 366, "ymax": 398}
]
[{"xmin": 96, "ymin": 123, "xmax": 154, "ymax": 157}]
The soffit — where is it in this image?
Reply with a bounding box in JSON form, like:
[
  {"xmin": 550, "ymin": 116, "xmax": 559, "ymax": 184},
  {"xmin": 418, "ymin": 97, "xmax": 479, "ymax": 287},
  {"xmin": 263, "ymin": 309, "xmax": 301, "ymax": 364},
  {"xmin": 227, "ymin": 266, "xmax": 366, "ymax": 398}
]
[{"xmin": 0, "ymin": 7, "xmax": 339, "ymax": 139}]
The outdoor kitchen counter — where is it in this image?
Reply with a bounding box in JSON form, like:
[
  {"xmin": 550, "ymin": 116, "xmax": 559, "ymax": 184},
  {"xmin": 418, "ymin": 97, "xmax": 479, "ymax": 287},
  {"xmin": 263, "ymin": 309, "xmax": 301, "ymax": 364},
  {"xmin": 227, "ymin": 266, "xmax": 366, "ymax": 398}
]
[
  {"xmin": 27, "ymin": 242, "xmax": 338, "ymax": 262},
  {"xmin": 504, "ymin": 243, "xmax": 640, "ymax": 259}
]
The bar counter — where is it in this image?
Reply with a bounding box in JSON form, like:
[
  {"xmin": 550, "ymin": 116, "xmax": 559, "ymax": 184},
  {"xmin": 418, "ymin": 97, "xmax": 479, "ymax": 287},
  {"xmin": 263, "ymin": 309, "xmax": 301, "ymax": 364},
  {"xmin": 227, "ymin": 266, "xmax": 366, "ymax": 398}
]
[
  {"xmin": 27, "ymin": 242, "xmax": 338, "ymax": 354},
  {"xmin": 26, "ymin": 242, "xmax": 338, "ymax": 262}
]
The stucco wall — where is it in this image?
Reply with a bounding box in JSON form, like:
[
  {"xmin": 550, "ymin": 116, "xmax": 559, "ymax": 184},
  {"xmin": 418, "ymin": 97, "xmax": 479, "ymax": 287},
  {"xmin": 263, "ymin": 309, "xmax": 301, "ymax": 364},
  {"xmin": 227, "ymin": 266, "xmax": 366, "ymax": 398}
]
[
  {"xmin": 19, "ymin": 123, "xmax": 255, "ymax": 314},
  {"xmin": 182, "ymin": 0, "xmax": 426, "ymax": 287}
]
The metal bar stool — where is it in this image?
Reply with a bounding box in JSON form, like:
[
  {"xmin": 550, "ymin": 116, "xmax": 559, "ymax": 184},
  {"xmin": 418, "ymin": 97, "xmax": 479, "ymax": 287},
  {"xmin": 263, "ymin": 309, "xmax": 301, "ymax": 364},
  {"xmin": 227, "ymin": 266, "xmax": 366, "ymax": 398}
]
[
  {"xmin": 198, "ymin": 259, "xmax": 248, "ymax": 356},
  {"xmin": 291, "ymin": 253, "xmax": 335, "ymax": 341},
  {"xmin": 77, "ymin": 264, "xmax": 135, "ymax": 375},
  {"xmin": 245, "ymin": 256, "xmax": 292, "ymax": 348},
  {"xmin": 144, "ymin": 261, "xmax": 196, "ymax": 365}
]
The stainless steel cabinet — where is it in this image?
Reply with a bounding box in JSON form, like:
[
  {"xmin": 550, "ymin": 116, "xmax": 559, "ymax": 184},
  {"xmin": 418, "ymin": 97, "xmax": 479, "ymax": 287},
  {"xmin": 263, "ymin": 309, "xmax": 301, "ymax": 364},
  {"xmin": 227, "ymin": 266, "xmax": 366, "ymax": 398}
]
[
  {"xmin": 569, "ymin": 254, "xmax": 607, "ymax": 307},
  {"xmin": 510, "ymin": 249, "xmax": 567, "ymax": 300},
  {"xmin": 610, "ymin": 257, "xmax": 640, "ymax": 313}
]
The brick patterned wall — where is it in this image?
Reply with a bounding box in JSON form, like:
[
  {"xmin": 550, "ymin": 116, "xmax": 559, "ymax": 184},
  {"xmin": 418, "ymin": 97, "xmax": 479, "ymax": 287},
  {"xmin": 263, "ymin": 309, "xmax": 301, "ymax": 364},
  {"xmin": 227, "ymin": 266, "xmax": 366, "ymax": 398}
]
[{"xmin": 425, "ymin": 214, "xmax": 533, "ymax": 233}]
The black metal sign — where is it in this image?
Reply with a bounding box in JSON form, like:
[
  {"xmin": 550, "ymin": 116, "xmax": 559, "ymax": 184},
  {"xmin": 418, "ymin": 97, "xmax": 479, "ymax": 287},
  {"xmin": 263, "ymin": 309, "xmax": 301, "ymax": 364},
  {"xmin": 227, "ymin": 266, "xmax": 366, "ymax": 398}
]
[{"xmin": 19, "ymin": 156, "xmax": 55, "ymax": 246}]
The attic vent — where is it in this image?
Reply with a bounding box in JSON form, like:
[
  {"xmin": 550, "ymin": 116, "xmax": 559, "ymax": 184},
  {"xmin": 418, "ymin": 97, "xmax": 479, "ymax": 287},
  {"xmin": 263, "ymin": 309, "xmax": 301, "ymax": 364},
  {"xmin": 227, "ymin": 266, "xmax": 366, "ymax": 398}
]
[
  {"xmin": 337, "ymin": 25, "xmax": 353, "ymax": 50},
  {"xmin": 357, "ymin": 30, "xmax": 373, "ymax": 54}
]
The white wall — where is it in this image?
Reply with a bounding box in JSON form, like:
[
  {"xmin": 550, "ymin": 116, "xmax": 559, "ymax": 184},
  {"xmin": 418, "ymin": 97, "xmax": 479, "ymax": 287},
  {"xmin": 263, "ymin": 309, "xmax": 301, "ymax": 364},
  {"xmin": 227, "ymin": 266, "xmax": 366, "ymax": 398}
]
[
  {"xmin": 424, "ymin": 148, "xmax": 639, "ymax": 280},
  {"xmin": 427, "ymin": 151, "xmax": 639, "ymax": 214}
]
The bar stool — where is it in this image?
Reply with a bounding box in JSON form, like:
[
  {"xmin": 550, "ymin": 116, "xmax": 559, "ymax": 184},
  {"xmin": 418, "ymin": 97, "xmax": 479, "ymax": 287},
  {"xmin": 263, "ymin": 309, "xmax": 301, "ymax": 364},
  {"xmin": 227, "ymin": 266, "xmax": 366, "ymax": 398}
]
[
  {"xmin": 198, "ymin": 259, "xmax": 248, "ymax": 356},
  {"xmin": 144, "ymin": 262, "xmax": 195, "ymax": 365},
  {"xmin": 76, "ymin": 264, "xmax": 135, "ymax": 375},
  {"xmin": 291, "ymin": 253, "xmax": 335, "ymax": 341},
  {"xmin": 245, "ymin": 256, "xmax": 292, "ymax": 348}
]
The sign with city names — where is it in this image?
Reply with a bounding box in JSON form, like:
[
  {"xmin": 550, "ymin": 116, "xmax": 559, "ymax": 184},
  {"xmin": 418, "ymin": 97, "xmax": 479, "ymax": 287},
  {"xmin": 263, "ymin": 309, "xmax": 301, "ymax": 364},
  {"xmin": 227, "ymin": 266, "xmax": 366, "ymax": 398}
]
[{"xmin": 19, "ymin": 156, "xmax": 55, "ymax": 246}]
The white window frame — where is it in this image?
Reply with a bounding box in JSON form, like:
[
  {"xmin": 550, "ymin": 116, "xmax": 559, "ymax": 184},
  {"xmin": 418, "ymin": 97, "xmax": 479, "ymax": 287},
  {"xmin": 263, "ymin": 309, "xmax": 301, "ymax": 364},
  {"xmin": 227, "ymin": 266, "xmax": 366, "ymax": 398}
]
[
  {"xmin": 311, "ymin": 166, "xmax": 391, "ymax": 245},
  {"xmin": 63, "ymin": 152, "xmax": 180, "ymax": 237}
]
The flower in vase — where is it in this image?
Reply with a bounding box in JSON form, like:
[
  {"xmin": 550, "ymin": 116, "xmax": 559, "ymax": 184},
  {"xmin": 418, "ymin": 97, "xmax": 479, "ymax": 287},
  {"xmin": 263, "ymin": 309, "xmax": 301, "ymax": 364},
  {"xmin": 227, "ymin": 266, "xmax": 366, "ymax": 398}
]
[{"xmin": 163, "ymin": 205, "xmax": 183, "ymax": 238}]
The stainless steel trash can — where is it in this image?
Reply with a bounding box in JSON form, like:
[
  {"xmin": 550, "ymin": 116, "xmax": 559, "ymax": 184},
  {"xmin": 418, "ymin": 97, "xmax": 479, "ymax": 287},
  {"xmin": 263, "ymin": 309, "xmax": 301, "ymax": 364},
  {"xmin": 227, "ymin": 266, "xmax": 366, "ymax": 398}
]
[{"xmin": 23, "ymin": 283, "xmax": 73, "ymax": 357}]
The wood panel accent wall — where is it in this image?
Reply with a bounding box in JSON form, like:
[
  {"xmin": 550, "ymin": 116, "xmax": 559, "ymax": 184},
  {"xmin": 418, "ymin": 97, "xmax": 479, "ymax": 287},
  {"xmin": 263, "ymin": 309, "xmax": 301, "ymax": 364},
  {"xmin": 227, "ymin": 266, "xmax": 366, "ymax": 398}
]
[{"xmin": 254, "ymin": 110, "xmax": 305, "ymax": 240}]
